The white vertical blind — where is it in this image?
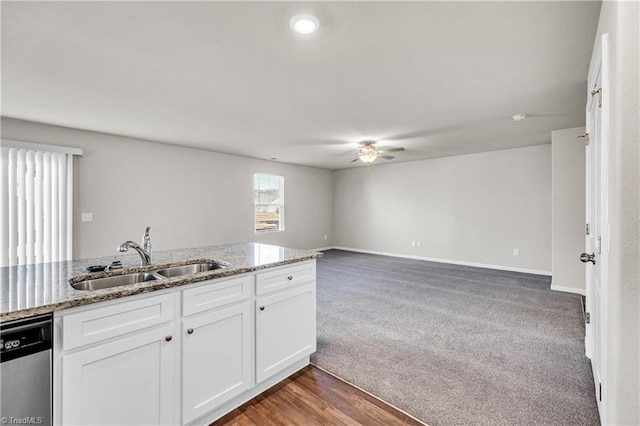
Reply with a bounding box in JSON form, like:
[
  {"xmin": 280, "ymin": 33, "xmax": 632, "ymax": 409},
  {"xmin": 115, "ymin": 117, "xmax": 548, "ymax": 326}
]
[
  {"xmin": 26, "ymin": 150, "xmax": 35, "ymax": 265},
  {"xmin": 0, "ymin": 148, "xmax": 9, "ymax": 265},
  {"xmin": 0, "ymin": 142, "xmax": 81, "ymax": 266},
  {"xmin": 43, "ymin": 152, "xmax": 51, "ymax": 263},
  {"xmin": 16, "ymin": 150, "xmax": 26, "ymax": 265},
  {"xmin": 34, "ymin": 151, "xmax": 44, "ymax": 264}
]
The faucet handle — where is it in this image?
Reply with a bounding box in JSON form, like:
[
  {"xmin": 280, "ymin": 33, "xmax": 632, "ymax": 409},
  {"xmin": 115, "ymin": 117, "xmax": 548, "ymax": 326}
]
[
  {"xmin": 142, "ymin": 226, "xmax": 152, "ymax": 264},
  {"xmin": 142, "ymin": 226, "xmax": 151, "ymax": 244}
]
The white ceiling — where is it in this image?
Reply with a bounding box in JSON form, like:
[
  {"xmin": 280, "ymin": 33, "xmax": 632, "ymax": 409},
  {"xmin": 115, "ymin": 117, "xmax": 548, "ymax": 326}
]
[{"xmin": 1, "ymin": 1, "xmax": 601, "ymax": 170}]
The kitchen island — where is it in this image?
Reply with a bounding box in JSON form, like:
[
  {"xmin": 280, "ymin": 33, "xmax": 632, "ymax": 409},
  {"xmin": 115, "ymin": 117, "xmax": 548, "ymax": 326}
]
[
  {"xmin": 0, "ymin": 242, "xmax": 321, "ymax": 322},
  {"xmin": 1, "ymin": 242, "xmax": 321, "ymax": 425}
]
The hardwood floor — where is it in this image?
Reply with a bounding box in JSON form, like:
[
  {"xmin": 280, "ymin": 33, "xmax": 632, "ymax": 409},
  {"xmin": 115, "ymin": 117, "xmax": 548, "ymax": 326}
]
[{"xmin": 213, "ymin": 366, "xmax": 425, "ymax": 425}]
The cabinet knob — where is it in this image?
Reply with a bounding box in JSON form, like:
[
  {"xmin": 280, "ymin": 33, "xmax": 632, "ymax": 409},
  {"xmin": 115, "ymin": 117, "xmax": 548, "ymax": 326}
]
[
  {"xmin": 165, "ymin": 335, "xmax": 172, "ymax": 342},
  {"xmin": 186, "ymin": 328, "xmax": 194, "ymax": 335},
  {"xmin": 287, "ymin": 275, "xmax": 293, "ymax": 281},
  {"xmin": 259, "ymin": 306, "xmax": 265, "ymax": 311}
]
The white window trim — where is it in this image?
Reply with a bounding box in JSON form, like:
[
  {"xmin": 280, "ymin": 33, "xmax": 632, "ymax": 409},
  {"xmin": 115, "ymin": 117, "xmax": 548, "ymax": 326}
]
[
  {"xmin": 1, "ymin": 139, "xmax": 83, "ymax": 156},
  {"xmin": 253, "ymin": 173, "xmax": 284, "ymax": 233}
]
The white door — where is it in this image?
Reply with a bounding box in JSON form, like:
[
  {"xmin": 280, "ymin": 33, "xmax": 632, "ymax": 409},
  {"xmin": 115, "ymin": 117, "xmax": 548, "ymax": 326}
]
[
  {"xmin": 255, "ymin": 284, "xmax": 316, "ymax": 383},
  {"xmin": 61, "ymin": 324, "xmax": 176, "ymax": 426},
  {"xmin": 583, "ymin": 34, "xmax": 609, "ymax": 421},
  {"xmin": 182, "ymin": 301, "xmax": 252, "ymax": 424}
]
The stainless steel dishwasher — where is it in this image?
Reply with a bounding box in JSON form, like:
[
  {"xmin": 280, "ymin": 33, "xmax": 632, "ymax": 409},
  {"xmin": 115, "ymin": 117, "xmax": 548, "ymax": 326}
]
[{"xmin": 0, "ymin": 314, "xmax": 52, "ymax": 426}]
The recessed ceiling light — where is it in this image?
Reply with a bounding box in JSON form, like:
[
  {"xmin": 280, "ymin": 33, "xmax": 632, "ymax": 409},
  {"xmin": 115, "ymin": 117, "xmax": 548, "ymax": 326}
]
[
  {"xmin": 290, "ymin": 14, "xmax": 320, "ymax": 34},
  {"xmin": 512, "ymin": 113, "xmax": 527, "ymax": 122}
]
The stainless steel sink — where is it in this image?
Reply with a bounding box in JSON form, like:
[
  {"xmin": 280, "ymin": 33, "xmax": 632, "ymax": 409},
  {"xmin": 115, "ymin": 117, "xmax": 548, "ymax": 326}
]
[
  {"xmin": 71, "ymin": 260, "xmax": 230, "ymax": 291},
  {"xmin": 70, "ymin": 272, "xmax": 164, "ymax": 291},
  {"xmin": 154, "ymin": 261, "xmax": 228, "ymax": 278}
]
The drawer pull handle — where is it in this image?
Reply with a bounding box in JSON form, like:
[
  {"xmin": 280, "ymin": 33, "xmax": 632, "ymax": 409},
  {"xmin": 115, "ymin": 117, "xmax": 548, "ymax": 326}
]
[
  {"xmin": 287, "ymin": 275, "xmax": 293, "ymax": 280},
  {"xmin": 186, "ymin": 328, "xmax": 194, "ymax": 335},
  {"xmin": 259, "ymin": 306, "xmax": 265, "ymax": 311},
  {"xmin": 165, "ymin": 335, "xmax": 173, "ymax": 342}
]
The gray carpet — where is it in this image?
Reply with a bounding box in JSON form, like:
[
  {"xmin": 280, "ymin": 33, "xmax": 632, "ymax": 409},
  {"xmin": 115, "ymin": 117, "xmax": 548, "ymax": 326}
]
[{"xmin": 310, "ymin": 250, "xmax": 600, "ymax": 426}]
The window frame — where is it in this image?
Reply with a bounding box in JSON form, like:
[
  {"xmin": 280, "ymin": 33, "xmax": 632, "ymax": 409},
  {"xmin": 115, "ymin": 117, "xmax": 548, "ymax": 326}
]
[
  {"xmin": 1, "ymin": 139, "xmax": 83, "ymax": 266},
  {"xmin": 253, "ymin": 173, "xmax": 284, "ymax": 234}
]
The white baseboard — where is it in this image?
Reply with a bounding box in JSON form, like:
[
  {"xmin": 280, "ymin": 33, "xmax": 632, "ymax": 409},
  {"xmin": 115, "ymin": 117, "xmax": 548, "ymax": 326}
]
[
  {"xmin": 323, "ymin": 246, "xmax": 552, "ymax": 276},
  {"xmin": 309, "ymin": 246, "xmax": 334, "ymax": 252},
  {"xmin": 550, "ymin": 283, "xmax": 586, "ymax": 295}
]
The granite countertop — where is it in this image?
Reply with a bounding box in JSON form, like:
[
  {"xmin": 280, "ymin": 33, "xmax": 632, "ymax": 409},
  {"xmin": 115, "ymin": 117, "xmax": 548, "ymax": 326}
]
[{"xmin": 0, "ymin": 242, "xmax": 322, "ymax": 323}]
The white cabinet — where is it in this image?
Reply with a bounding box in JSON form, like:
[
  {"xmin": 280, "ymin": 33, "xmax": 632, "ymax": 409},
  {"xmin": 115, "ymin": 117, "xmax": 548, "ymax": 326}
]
[
  {"xmin": 256, "ymin": 283, "xmax": 316, "ymax": 383},
  {"xmin": 55, "ymin": 260, "xmax": 316, "ymax": 426},
  {"xmin": 181, "ymin": 277, "xmax": 252, "ymax": 424},
  {"xmin": 58, "ymin": 294, "xmax": 177, "ymax": 426}
]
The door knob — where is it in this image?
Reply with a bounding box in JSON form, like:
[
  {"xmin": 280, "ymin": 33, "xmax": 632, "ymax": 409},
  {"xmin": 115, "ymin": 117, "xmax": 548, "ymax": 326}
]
[
  {"xmin": 580, "ymin": 252, "xmax": 596, "ymax": 265},
  {"xmin": 186, "ymin": 328, "xmax": 194, "ymax": 335}
]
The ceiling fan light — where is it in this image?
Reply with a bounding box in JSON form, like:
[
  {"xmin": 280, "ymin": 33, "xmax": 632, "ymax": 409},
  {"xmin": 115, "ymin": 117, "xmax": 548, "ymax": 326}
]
[
  {"xmin": 358, "ymin": 142, "xmax": 378, "ymax": 163},
  {"xmin": 359, "ymin": 153, "xmax": 378, "ymax": 163}
]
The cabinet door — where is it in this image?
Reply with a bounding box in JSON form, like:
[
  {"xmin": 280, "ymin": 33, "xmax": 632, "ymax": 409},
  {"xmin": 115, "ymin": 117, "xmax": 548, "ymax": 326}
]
[
  {"xmin": 256, "ymin": 284, "xmax": 316, "ymax": 383},
  {"xmin": 182, "ymin": 301, "xmax": 252, "ymax": 424},
  {"xmin": 61, "ymin": 324, "xmax": 176, "ymax": 426}
]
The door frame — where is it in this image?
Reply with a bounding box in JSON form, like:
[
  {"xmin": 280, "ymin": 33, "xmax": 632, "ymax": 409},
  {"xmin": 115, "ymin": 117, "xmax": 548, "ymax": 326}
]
[{"xmin": 585, "ymin": 32, "xmax": 610, "ymax": 423}]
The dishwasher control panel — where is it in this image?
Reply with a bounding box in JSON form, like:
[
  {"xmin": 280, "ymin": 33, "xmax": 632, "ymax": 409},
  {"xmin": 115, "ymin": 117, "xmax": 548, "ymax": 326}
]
[{"xmin": 0, "ymin": 314, "xmax": 52, "ymax": 362}]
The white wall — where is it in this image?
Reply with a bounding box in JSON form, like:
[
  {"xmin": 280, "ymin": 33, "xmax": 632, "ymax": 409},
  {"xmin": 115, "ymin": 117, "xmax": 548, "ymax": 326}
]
[
  {"xmin": 1, "ymin": 117, "xmax": 333, "ymax": 259},
  {"xmin": 590, "ymin": 1, "xmax": 640, "ymax": 424},
  {"xmin": 551, "ymin": 127, "xmax": 586, "ymax": 294},
  {"xmin": 333, "ymin": 145, "xmax": 552, "ymax": 273}
]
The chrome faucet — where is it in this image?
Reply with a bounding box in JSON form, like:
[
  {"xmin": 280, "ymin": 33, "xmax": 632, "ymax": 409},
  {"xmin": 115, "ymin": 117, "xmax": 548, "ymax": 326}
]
[
  {"xmin": 118, "ymin": 226, "xmax": 152, "ymax": 265},
  {"xmin": 142, "ymin": 226, "xmax": 152, "ymax": 262}
]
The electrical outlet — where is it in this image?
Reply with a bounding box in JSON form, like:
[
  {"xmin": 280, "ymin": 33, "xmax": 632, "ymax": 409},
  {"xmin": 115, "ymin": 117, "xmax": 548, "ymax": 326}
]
[
  {"xmin": 513, "ymin": 248, "xmax": 520, "ymax": 256},
  {"xmin": 323, "ymin": 235, "xmax": 328, "ymax": 241},
  {"xmin": 411, "ymin": 241, "xmax": 416, "ymax": 247},
  {"xmin": 81, "ymin": 213, "xmax": 93, "ymax": 222},
  {"xmin": 416, "ymin": 241, "xmax": 422, "ymax": 248}
]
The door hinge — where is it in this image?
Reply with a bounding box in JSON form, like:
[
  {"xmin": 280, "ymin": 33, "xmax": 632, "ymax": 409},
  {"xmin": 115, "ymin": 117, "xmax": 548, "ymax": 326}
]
[
  {"xmin": 586, "ymin": 224, "xmax": 590, "ymax": 235},
  {"xmin": 585, "ymin": 312, "xmax": 591, "ymax": 324},
  {"xmin": 592, "ymin": 88, "xmax": 603, "ymax": 108},
  {"xmin": 599, "ymin": 383, "xmax": 602, "ymax": 401},
  {"xmin": 597, "ymin": 236, "xmax": 602, "ymax": 254},
  {"xmin": 578, "ymin": 133, "xmax": 590, "ymax": 146}
]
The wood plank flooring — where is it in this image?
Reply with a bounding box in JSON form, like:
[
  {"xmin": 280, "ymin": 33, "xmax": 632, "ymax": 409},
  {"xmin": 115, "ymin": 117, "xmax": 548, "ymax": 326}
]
[{"xmin": 212, "ymin": 366, "xmax": 425, "ymax": 425}]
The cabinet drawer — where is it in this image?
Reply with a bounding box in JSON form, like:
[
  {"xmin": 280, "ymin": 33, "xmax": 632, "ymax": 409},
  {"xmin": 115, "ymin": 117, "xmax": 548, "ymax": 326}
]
[
  {"xmin": 256, "ymin": 261, "xmax": 315, "ymax": 296},
  {"xmin": 182, "ymin": 275, "xmax": 251, "ymax": 316},
  {"xmin": 62, "ymin": 293, "xmax": 174, "ymax": 351}
]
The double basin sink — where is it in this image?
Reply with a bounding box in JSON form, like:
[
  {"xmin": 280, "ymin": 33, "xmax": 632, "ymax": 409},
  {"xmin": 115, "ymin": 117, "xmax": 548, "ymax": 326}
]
[{"xmin": 71, "ymin": 260, "xmax": 229, "ymax": 291}]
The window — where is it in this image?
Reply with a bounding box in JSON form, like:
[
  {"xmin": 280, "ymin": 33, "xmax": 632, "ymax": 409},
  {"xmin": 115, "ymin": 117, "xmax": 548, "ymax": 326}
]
[
  {"xmin": 1, "ymin": 140, "xmax": 82, "ymax": 266},
  {"xmin": 254, "ymin": 173, "xmax": 284, "ymax": 233}
]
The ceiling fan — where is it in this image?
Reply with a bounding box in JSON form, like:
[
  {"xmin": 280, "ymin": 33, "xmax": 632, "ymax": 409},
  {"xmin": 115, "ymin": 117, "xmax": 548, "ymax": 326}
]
[{"xmin": 351, "ymin": 141, "xmax": 405, "ymax": 164}]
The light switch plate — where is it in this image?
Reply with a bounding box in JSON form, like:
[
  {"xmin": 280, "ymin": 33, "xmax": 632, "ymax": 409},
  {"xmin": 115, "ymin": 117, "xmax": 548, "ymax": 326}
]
[{"xmin": 81, "ymin": 212, "xmax": 94, "ymax": 222}]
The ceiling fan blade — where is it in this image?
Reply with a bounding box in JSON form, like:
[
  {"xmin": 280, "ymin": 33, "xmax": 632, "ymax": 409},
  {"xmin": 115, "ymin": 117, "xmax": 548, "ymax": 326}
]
[
  {"xmin": 350, "ymin": 158, "xmax": 360, "ymax": 163},
  {"xmin": 379, "ymin": 147, "xmax": 405, "ymax": 153},
  {"xmin": 379, "ymin": 155, "xmax": 394, "ymax": 160}
]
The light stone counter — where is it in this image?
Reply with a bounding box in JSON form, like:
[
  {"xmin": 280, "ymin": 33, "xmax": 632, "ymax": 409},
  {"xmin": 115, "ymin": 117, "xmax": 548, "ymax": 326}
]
[{"xmin": 0, "ymin": 242, "xmax": 322, "ymax": 323}]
